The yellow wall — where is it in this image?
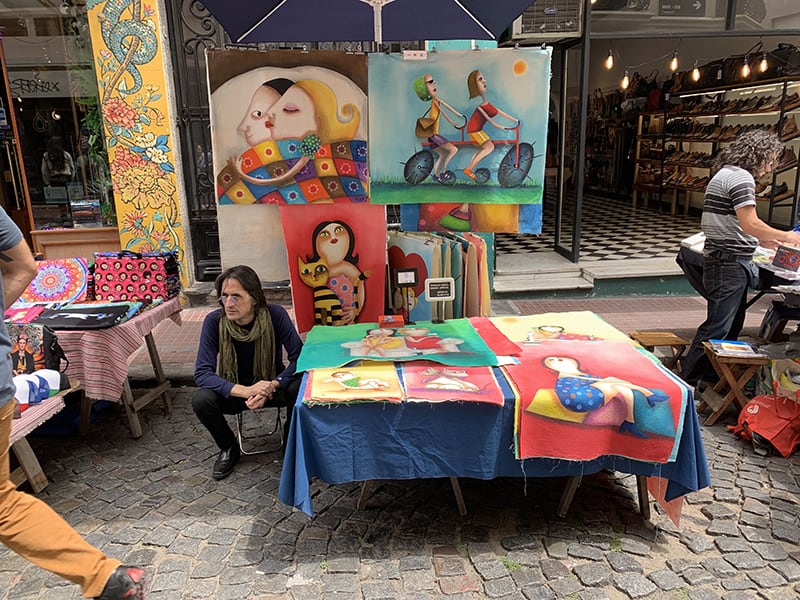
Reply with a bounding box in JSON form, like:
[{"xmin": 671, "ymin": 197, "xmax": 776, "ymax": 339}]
[{"xmin": 86, "ymin": 0, "xmax": 187, "ymax": 283}]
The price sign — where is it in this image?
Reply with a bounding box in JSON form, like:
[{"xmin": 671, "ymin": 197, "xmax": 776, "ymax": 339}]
[{"xmin": 424, "ymin": 277, "xmax": 455, "ymax": 302}]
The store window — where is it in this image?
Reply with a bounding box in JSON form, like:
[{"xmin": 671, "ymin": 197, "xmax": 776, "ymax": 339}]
[
  {"xmin": 734, "ymin": 0, "xmax": 800, "ymax": 30},
  {"xmin": 590, "ymin": 0, "xmax": 728, "ymax": 34},
  {"xmin": 0, "ymin": 0, "xmax": 113, "ymax": 232}
]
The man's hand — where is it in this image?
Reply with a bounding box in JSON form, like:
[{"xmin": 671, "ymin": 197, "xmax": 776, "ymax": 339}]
[{"xmin": 244, "ymin": 379, "xmax": 280, "ymax": 410}]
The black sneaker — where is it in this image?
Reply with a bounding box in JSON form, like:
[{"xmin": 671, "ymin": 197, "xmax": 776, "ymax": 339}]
[{"xmin": 95, "ymin": 566, "xmax": 147, "ymax": 599}]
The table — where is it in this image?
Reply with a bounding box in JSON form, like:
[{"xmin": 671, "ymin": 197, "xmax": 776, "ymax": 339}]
[
  {"xmin": 698, "ymin": 341, "xmax": 769, "ymax": 426},
  {"xmin": 279, "ymin": 368, "xmax": 711, "ymax": 518},
  {"xmin": 56, "ymin": 298, "xmax": 182, "ymax": 437}
]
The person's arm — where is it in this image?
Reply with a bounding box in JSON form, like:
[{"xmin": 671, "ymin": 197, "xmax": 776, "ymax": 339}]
[
  {"xmin": 0, "ymin": 238, "xmax": 37, "ymax": 308},
  {"xmin": 736, "ymin": 205, "xmax": 800, "ymax": 247},
  {"xmin": 270, "ymin": 304, "xmax": 303, "ymax": 388},
  {"xmin": 41, "ymin": 156, "xmax": 51, "ymax": 185}
]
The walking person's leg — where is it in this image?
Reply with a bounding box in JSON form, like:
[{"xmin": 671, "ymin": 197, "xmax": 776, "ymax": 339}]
[{"xmin": 0, "ymin": 400, "xmax": 145, "ymax": 598}]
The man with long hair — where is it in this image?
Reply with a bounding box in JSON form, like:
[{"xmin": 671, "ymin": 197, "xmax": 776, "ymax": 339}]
[{"xmin": 193, "ymin": 265, "xmax": 303, "ymax": 479}]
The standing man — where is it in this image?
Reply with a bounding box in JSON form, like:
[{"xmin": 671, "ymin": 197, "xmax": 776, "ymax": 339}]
[
  {"xmin": 681, "ymin": 130, "xmax": 800, "ymax": 387},
  {"xmin": 0, "ymin": 208, "xmax": 147, "ymax": 599},
  {"xmin": 193, "ymin": 265, "xmax": 303, "ymax": 480}
]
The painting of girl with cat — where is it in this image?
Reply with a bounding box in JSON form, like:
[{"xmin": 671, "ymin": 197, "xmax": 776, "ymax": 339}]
[{"xmin": 280, "ymin": 203, "xmax": 386, "ymax": 333}]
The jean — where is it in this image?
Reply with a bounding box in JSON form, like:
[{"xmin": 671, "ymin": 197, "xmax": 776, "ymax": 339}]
[
  {"xmin": 0, "ymin": 400, "xmax": 119, "ymax": 597},
  {"xmin": 192, "ymin": 377, "xmax": 301, "ymax": 450},
  {"xmin": 680, "ymin": 254, "xmax": 756, "ymax": 386}
]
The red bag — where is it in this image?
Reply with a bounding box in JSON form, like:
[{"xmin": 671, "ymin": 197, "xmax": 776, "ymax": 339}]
[
  {"xmin": 729, "ymin": 384, "xmax": 800, "ymax": 458},
  {"xmin": 93, "ymin": 251, "xmax": 180, "ymax": 304}
]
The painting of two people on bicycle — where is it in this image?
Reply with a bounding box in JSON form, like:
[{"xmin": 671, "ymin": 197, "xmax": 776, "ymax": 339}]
[{"xmin": 368, "ymin": 48, "xmax": 551, "ymax": 212}]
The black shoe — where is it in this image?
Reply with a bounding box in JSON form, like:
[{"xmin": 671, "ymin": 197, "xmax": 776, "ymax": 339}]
[
  {"xmin": 212, "ymin": 444, "xmax": 240, "ymax": 480},
  {"xmin": 95, "ymin": 566, "xmax": 147, "ymax": 599}
]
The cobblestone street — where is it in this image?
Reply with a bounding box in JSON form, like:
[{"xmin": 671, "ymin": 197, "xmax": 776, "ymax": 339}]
[{"xmin": 1, "ymin": 385, "xmax": 799, "ymax": 599}]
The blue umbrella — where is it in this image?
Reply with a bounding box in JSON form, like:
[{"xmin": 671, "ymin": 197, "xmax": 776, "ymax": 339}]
[{"xmin": 203, "ymin": 0, "xmax": 536, "ymax": 45}]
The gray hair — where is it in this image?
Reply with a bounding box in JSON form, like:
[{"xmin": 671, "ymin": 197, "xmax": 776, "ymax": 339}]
[{"xmin": 712, "ymin": 129, "xmax": 783, "ymax": 177}]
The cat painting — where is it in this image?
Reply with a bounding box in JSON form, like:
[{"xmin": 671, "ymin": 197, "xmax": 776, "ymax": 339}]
[{"xmin": 297, "ymin": 257, "xmax": 344, "ymax": 326}]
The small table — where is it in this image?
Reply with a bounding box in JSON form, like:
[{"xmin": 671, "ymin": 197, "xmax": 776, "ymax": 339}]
[
  {"xmin": 56, "ymin": 298, "xmax": 182, "ymax": 438},
  {"xmin": 629, "ymin": 331, "xmax": 691, "ymax": 372},
  {"xmin": 697, "ymin": 341, "xmax": 769, "ymax": 426}
]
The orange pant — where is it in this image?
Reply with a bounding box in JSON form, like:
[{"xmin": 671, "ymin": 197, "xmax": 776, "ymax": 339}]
[{"xmin": 0, "ymin": 399, "xmax": 120, "ymax": 597}]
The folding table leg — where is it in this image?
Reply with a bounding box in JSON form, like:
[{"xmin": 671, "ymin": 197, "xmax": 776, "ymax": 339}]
[
  {"xmin": 122, "ymin": 379, "xmax": 144, "ymax": 439},
  {"xmin": 703, "ymin": 364, "xmax": 757, "ymax": 426},
  {"xmin": 449, "ymin": 477, "xmax": 467, "ymax": 516},
  {"xmin": 357, "ymin": 480, "xmax": 372, "ymax": 509},
  {"xmin": 636, "ymin": 475, "xmax": 651, "ymax": 519},
  {"xmin": 145, "ymin": 332, "xmax": 173, "ymax": 413},
  {"xmin": 558, "ymin": 476, "xmax": 582, "ymax": 517}
]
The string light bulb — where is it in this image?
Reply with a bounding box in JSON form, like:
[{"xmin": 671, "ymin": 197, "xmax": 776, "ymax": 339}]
[
  {"xmin": 691, "ymin": 61, "xmax": 700, "ymax": 82},
  {"xmin": 760, "ymin": 52, "xmax": 768, "ymax": 73},
  {"xmin": 621, "ymin": 70, "xmax": 630, "ymax": 90},
  {"xmin": 590, "ymin": 0, "xmax": 596, "ymax": 3},
  {"xmin": 605, "ymin": 49, "xmax": 614, "ymax": 70},
  {"xmin": 669, "ymin": 50, "xmax": 679, "ymax": 72},
  {"xmin": 742, "ymin": 55, "xmax": 751, "ymax": 79}
]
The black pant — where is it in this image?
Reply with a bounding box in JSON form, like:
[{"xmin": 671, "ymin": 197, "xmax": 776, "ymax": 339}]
[{"xmin": 191, "ymin": 377, "xmax": 301, "ymax": 450}]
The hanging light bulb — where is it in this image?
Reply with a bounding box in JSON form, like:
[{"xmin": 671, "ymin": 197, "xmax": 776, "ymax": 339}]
[
  {"xmin": 692, "ymin": 61, "xmax": 700, "ymax": 82},
  {"xmin": 669, "ymin": 50, "xmax": 679, "ymax": 72},
  {"xmin": 760, "ymin": 52, "xmax": 768, "ymax": 73},
  {"xmin": 605, "ymin": 49, "xmax": 614, "ymax": 70},
  {"xmin": 621, "ymin": 70, "xmax": 630, "ymax": 90},
  {"xmin": 742, "ymin": 55, "xmax": 751, "ymax": 79},
  {"xmin": 590, "ymin": 0, "xmax": 597, "ymax": 3}
]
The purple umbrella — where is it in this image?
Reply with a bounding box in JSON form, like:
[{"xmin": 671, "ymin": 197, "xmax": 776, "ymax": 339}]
[{"xmin": 202, "ymin": 0, "xmax": 537, "ymax": 45}]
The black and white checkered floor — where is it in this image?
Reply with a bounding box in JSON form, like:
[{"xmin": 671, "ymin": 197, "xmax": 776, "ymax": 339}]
[{"xmin": 495, "ymin": 193, "xmax": 701, "ymax": 261}]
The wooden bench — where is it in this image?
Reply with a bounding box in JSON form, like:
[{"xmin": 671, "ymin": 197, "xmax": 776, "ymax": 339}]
[
  {"xmin": 10, "ymin": 384, "xmax": 78, "ymax": 493},
  {"xmin": 629, "ymin": 331, "xmax": 691, "ymax": 372}
]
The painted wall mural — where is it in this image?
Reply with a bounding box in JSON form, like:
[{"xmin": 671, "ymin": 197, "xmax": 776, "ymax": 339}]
[
  {"xmin": 208, "ymin": 50, "xmax": 368, "ymax": 206},
  {"xmin": 86, "ymin": 0, "xmax": 187, "ymax": 283}
]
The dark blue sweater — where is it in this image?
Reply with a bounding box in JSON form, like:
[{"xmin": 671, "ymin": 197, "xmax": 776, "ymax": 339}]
[{"xmin": 194, "ymin": 306, "xmax": 303, "ymax": 397}]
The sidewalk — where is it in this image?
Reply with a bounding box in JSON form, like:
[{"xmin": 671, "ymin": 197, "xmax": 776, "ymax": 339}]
[{"xmin": 2, "ymin": 293, "xmax": 798, "ymax": 599}]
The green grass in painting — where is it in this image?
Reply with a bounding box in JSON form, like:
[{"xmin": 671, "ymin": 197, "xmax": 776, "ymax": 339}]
[{"xmin": 372, "ymin": 182, "xmax": 543, "ymax": 205}]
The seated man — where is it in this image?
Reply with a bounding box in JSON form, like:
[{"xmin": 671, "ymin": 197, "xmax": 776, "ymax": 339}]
[{"xmin": 193, "ymin": 265, "xmax": 303, "ymax": 480}]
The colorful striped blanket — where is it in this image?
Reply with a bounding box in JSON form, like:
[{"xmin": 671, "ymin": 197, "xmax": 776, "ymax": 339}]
[{"xmin": 217, "ymin": 137, "xmax": 368, "ymax": 205}]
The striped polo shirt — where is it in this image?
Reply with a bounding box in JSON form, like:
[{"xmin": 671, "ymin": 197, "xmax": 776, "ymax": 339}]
[{"xmin": 701, "ymin": 165, "xmax": 758, "ymax": 257}]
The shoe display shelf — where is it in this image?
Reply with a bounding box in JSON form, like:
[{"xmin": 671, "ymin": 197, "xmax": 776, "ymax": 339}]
[
  {"xmin": 631, "ymin": 112, "xmax": 668, "ymax": 212},
  {"xmin": 632, "ymin": 77, "xmax": 800, "ymax": 225}
]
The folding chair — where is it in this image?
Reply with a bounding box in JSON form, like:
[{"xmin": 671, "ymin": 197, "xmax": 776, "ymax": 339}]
[{"xmin": 235, "ymin": 406, "xmax": 284, "ymax": 455}]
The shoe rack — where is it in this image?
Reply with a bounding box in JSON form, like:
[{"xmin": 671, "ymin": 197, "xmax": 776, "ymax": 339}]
[
  {"xmin": 632, "ymin": 78, "xmax": 800, "ymax": 225},
  {"xmin": 631, "ymin": 112, "xmax": 668, "ymax": 212}
]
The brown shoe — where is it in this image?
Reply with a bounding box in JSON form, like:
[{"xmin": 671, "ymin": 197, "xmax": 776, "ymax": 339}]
[
  {"xmin": 780, "ymin": 115, "xmax": 798, "ymax": 141},
  {"xmin": 777, "ymin": 147, "xmax": 798, "ymax": 171}
]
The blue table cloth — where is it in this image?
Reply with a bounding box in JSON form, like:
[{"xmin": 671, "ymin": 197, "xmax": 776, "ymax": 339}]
[{"xmin": 279, "ymin": 368, "xmax": 710, "ymax": 517}]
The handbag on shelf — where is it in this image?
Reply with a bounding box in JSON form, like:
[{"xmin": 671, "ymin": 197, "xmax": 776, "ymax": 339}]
[
  {"xmin": 415, "ymin": 107, "xmax": 435, "ymax": 138},
  {"xmin": 93, "ymin": 251, "xmax": 181, "ymax": 304},
  {"xmin": 761, "ymin": 43, "xmax": 800, "ymax": 80}
]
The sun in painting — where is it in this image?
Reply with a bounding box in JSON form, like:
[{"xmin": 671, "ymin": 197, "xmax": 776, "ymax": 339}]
[{"xmin": 513, "ymin": 60, "xmax": 527, "ymax": 76}]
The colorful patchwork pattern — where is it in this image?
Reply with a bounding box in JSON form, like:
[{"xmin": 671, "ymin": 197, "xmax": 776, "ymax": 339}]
[
  {"xmin": 218, "ymin": 139, "xmax": 368, "ymax": 205},
  {"xmin": 20, "ymin": 258, "xmax": 89, "ymax": 304}
]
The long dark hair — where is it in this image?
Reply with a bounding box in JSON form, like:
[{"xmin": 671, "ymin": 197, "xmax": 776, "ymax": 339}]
[
  {"xmin": 215, "ymin": 265, "xmax": 267, "ymax": 312},
  {"xmin": 46, "ymin": 136, "xmax": 67, "ymax": 171},
  {"xmin": 305, "ymin": 220, "xmax": 359, "ymax": 266}
]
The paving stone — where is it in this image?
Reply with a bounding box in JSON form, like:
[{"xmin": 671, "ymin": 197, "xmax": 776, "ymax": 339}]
[
  {"xmin": 682, "ymin": 567, "xmax": 716, "ymax": 586},
  {"xmin": 520, "ymin": 585, "xmax": 555, "ymax": 600},
  {"xmin": 647, "ymin": 569, "xmax": 684, "ymax": 591},
  {"xmin": 752, "ymin": 542, "xmax": 790, "ymax": 561},
  {"xmin": 714, "ymin": 536, "xmax": 751, "ymax": 553},
  {"xmin": 573, "ymin": 563, "xmax": 613, "ymax": 587},
  {"xmin": 361, "ymin": 581, "xmax": 397, "ymax": 600},
  {"xmin": 701, "ymin": 504, "xmax": 736, "ymax": 520},
  {"xmin": 719, "ymin": 577, "xmax": 757, "ymax": 590},
  {"xmin": 606, "ymin": 552, "xmax": 642, "ymax": 573},
  {"xmin": 326, "ymin": 555, "xmax": 359, "ymax": 573},
  {"xmin": 401, "ymin": 569, "xmax": 436, "ymax": 592},
  {"xmin": 771, "ymin": 559, "xmax": 800, "ymax": 583},
  {"xmin": 474, "ymin": 560, "xmax": 510, "ymax": 581},
  {"xmin": 772, "ymin": 521, "xmax": 800, "ymax": 544},
  {"xmin": 739, "ymin": 526, "xmax": 773, "ymax": 543},
  {"xmin": 681, "ymin": 532, "xmax": 715, "ymax": 554},
  {"xmin": 400, "ymin": 556, "xmax": 432, "ymax": 571},
  {"xmin": 438, "ymin": 575, "xmax": 481, "ymax": 595},
  {"xmin": 433, "ymin": 556, "xmax": 466, "ymax": 577},
  {"xmin": 539, "ymin": 559, "xmax": 572, "ymax": 580},
  {"xmin": 686, "ymin": 588, "xmax": 721, "ymax": 600},
  {"xmin": 747, "ymin": 567, "xmax": 788, "ymax": 588},
  {"xmin": 665, "ymin": 557, "xmax": 696, "ymax": 574},
  {"xmin": 714, "ymin": 488, "xmax": 742, "ymax": 503},
  {"xmin": 548, "ymin": 575, "xmax": 583, "ymax": 596},
  {"xmin": 741, "ymin": 498, "xmax": 769, "ymax": 516},
  {"xmin": 619, "ymin": 538, "xmax": 650, "ymax": 556},
  {"xmin": 567, "ymin": 543, "xmax": 604, "ymax": 561},
  {"xmin": 483, "ymin": 576, "xmax": 518, "ymax": 598},
  {"xmin": 543, "ymin": 539, "xmax": 568, "ymax": 560},
  {"xmin": 724, "ymin": 551, "xmax": 767, "ymax": 570},
  {"xmin": 510, "ymin": 567, "xmax": 541, "ymax": 588},
  {"xmin": 506, "ymin": 550, "xmax": 540, "ymax": 569},
  {"xmin": 613, "ymin": 572, "xmax": 656, "ymax": 598},
  {"xmin": 706, "ymin": 520, "xmax": 739, "ymax": 536},
  {"xmin": 700, "ymin": 557, "xmax": 738, "ymax": 578}
]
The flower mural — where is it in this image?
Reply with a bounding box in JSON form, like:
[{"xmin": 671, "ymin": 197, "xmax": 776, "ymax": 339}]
[{"xmin": 87, "ymin": 0, "xmax": 187, "ymax": 283}]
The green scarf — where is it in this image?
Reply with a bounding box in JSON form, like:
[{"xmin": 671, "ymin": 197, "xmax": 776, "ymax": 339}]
[{"xmin": 219, "ymin": 309, "xmax": 276, "ymax": 384}]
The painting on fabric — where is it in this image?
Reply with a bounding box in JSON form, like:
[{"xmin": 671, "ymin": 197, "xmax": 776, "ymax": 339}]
[
  {"xmin": 208, "ymin": 49, "xmax": 368, "ymax": 206},
  {"xmin": 504, "ymin": 339, "xmax": 688, "ymax": 464},
  {"xmin": 368, "ymin": 48, "xmax": 550, "ymax": 233},
  {"xmin": 279, "ymin": 204, "xmax": 386, "ymax": 334}
]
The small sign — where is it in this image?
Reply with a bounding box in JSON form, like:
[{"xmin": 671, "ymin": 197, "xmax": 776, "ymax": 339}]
[
  {"xmin": 773, "ymin": 245, "xmax": 800, "ymax": 272},
  {"xmin": 394, "ymin": 267, "xmax": 418, "ymax": 287},
  {"xmin": 659, "ymin": 0, "xmax": 705, "ymax": 17},
  {"xmin": 0, "ymin": 109, "xmax": 8, "ymax": 128},
  {"xmin": 425, "ymin": 277, "xmax": 455, "ymax": 302}
]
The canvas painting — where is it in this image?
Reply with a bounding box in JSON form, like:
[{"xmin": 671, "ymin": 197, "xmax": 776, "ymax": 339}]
[
  {"xmin": 369, "ymin": 48, "xmax": 550, "ymax": 233},
  {"xmin": 297, "ymin": 319, "xmax": 498, "ymax": 371},
  {"xmin": 387, "ymin": 232, "xmax": 443, "ymax": 323},
  {"xmin": 401, "ymin": 361, "xmax": 505, "ymax": 406},
  {"xmin": 504, "ymin": 340, "xmax": 688, "ymax": 464},
  {"xmin": 490, "ymin": 311, "xmax": 636, "ymax": 345},
  {"xmin": 280, "ymin": 204, "xmax": 387, "ymax": 333},
  {"xmin": 400, "ymin": 202, "xmax": 541, "ymax": 234},
  {"xmin": 303, "ymin": 362, "xmax": 403, "ymax": 405},
  {"xmin": 209, "ymin": 50, "xmax": 368, "ymax": 206}
]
